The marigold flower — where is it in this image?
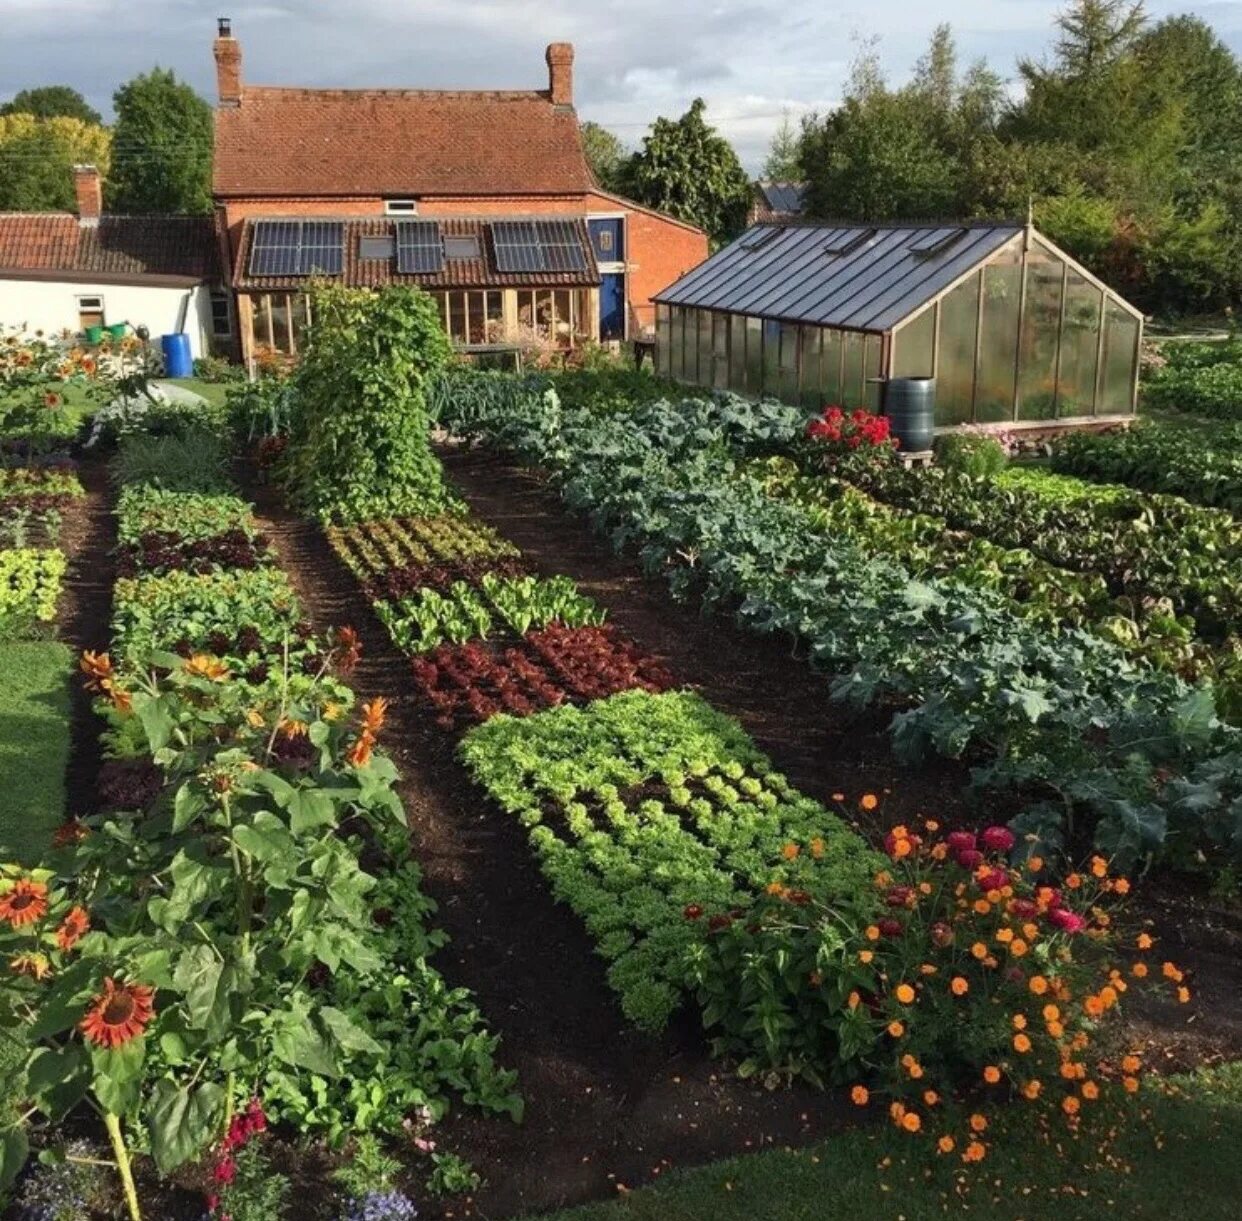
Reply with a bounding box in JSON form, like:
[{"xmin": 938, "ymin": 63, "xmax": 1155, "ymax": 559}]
[
  {"xmin": 1014, "ymin": 1033, "xmax": 1032, "ymax": 1053},
  {"xmin": 969, "ymin": 1112, "xmax": 989, "ymax": 1132},
  {"xmin": 1063, "ymin": 1096, "xmax": 1081, "ymax": 1116},
  {"xmin": 937, "ymin": 1135, "xmax": 955, "ymax": 1154},
  {"xmin": 1177, "ymin": 986, "xmax": 1191, "ymax": 1004},
  {"xmin": 79, "ymin": 977, "xmax": 155, "ymax": 1048},
  {"xmin": 858, "ymin": 949, "xmax": 874, "ymax": 964},
  {"xmin": 782, "ymin": 842, "xmax": 800, "ymax": 860},
  {"xmin": 10, "ymin": 952, "xmax": 51, "ymax": 980},
  {"xmin": 1132, "ymin": 962, "xmax": 1148, "ymax": 979},
  {"xmin": 963, "ymin": 1140, "xmax": 986, "ymax": 1163},
  {"xmin": 1022, "ymin": 1080, "xmax": 1042, "ymax": 1100},
  {"xmin": 1136, "ymin": 933, "xmax": 1154, "ymax": 950},
  {"xmin": 184, "ymin": 654, "xmax": 230, "ymax": 681},
  {"xmin": 1048, "ymin": 1020, "xmax": 1064, "ymax": 1038},
  {"xmin": 1082, "ymin": 1081, "xmax": 1100, "ymax": 1100},
  {"xmin": 983, "ymin": 1066, "xmax": 1001, "ymax": 1085},
  {"xmin": 900, "ymin": 1111, "xmax": 921, "ymax": 1133},
  {"xmin": 1012, "ymin": 1013, "xmax": 1027, "ymax": 1030},
  {"xmin": 860, "ymin": 793, "xmax": 878, "ymax": 811},
  {"xmin": 1123, "ymin": 1076, "xmax": 1140, "ymax": 1093},
  {"xmin": 0, "ymin": 879, "xmax": 49, "ymax": 927},
  {"xmin": 864, "ymin": 925, "xmax": 880, "ymax": 941},
  {"xmin": 56, "ymin": 905, "xmax": 90, "ymax": 952},
  {"xmin": 887, "ymin": 1020, "xmax": 904, "ymax": 1038},
  {"xmin": 1162, "ymin": 961, "xmax": 1183, "ymax": 982},
  {"xmin": 950, "ymin": 976, "xmax": 969, "ymax": 996},
  {"xmin": 923, "ymin": 1090, "xmax": 939, "ymax": 1106},
  {"xmin": 850, "ymin": 1085, "xmax": 869, "ymax": 1106},
  {"xmin": 894, "ymin": 983, "xmax": 915, "ymax": 1004},
  {"xmin": 1028, "ymin": 975, "xmax": 1049, "ymax": 995}
]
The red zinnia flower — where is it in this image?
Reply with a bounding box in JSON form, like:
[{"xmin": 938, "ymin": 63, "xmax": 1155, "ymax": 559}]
[
  {"xmin": 56, "ymin": 905, "xmax": 90, "ymax": 952},
  {"xmin": 1048, "ymin": 908, "xmax": 1087, "ymax": 934},
  {"xmin": 946, "ymin": 831, "xmax": 977, "ymax": 855},
  {"xmin": 0, "ymin": 879, "xmax": 49, "ymax": 928},
  {"xmin": 79, "ymin": 977, "xmax": 155, "ymax": 1048},
  {"xmin": 956, "ymin": 848, "xmax": 984, "ymax": 870},
  {"xmin": 981, "ymin": 826, "xmax": 1016, "ymax": 853}
]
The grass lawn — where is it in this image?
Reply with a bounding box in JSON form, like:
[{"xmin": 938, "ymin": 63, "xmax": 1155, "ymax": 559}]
[
  {"xmin": 0, "ymin": 642, "xmax": 73, "ymax": 864},
  {"xmin": 543, "ymin": 1064, "xmax": 1242, "ymax": 1221}
]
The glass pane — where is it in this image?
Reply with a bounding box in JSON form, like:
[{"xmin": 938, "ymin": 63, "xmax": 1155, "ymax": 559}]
[
  {"xmin": 936, "ymin": 274, "xmax": 979, "ymax": 425},
  {"xmin": 820, "ymin": 328, "xmax": 842, "ymax": 404},
  {"xmin": 698, "ymin": 310, "xmax": 714, "ymax": 388},
  {"xmin": 1017, "ymin": 247, "xmax": 1064, "ymax": 420},
  {"xmin": 730, "ymin": 314, "xmax": 747, "ymax": 391},
  {"xmin": 778, "ymin": 323, "xmax": 799, "ymax": 401},
  {"xmin": 892, "ymin": 307, "xmax": 935, "ymax": 380},
  {"xmin": 746, "ymin": 317, "xmax": 763, "ymax": 391},
  {"xmin": 1057, "ymin": 272, "xmax": 1102, "ymax": 418},
  {"xmin": 799, "ymin": 326, "xmax": 822, "ymax": 409},
  {"xmin": 669, "ymin": 307, "xmax": 684, "ymax": 380},
  {"xmin": 712, "ymin": 313, "xmax": 729, "ymax": 390},
  {"xmin": 291, "ymin": 294, "xmax": 312, "ymax": 353},
  {"xmin": 269, "ymin": 294, "xmax": 292, "ymax": 354},
  {"xmin": 975, "ymin": 245, "xmax": 1022, "ymax": 422},
  {"xmin": 864, "ymin": 334, "xmax": 883, "ymax": 413},
  {"xmin": 1099, "ymin": 301, "xmax": 1139, "ymax": 414},
  {"xmin": 449, "ymin": 293, "xmax": 467, "ymax": 344},
  {"xmin": 685, "ymin": 309, "xmax": 699, "ymax": 382},
  {"xmin": 655, "ymin": 305, "xmax": 669, "ymax": 376},
  {"xmin": 762, "ymin": 319, "xmax": 780, "ymax": 395},
  {"xmin": 841, "ymin": 331, "xmax": 864, "ymax": 406}
]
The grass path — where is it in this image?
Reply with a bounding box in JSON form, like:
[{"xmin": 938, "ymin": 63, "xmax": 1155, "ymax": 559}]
[
  {"xmin": 542, "ymin": 1064, "xmax": 1242, "ymax": 1220},
  {"xmin": 0, "ymin": 642, "xmax": 73, "ymax": 863}
]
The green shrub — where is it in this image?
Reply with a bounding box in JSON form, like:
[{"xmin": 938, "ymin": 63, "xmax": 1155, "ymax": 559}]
[
  {"xmin": 934, "ymin": 431, "xmax": 1009, "ymax": 477},
  {"xmin": 109, "ymin": 429, "xmax": 232, "ymax": 492},
  {"xmin": 282, "ymin": 285, "xmax": 454, "ymax": 523},
  {"xmin": 192, "ymin": 353, "xmax": 245, "ymax": 384}
]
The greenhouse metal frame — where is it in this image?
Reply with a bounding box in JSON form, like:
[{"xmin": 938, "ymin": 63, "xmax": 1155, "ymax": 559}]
[{"xmin": 653, "ymin": 221, "xmax": 1143, "ymax": 427}]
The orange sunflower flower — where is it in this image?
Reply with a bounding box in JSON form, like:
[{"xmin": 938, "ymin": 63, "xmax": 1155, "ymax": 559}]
[
  {"xmin": 10, "ymin": 952, "xmax": 51, "ymax": 980},
  {"xmin": 0, "ymin": 879, "xmax": 49, "ymax": 928},
  {"xmin": 56, "ymin": 906, "xmax": 90, "ymax": 952},
  {"xmin": 79, "ymin": 978, "xmax": 155, "ymax": 1048},
  {"xmin": 183, "ymin": 654, "xmax": 230, "ymax": 682}
]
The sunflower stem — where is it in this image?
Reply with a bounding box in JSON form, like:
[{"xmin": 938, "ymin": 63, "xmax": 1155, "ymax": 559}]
[{"xmin": 104, "ymin": 1111, "xmax": 142, "ymax": 1221}]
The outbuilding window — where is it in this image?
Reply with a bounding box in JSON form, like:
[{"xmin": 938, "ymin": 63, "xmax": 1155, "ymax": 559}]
[
  {"xmin": 77, "ymin": 295, "xmax": 105, "ymax": 330},
  {"xmin": 209, "ymin": 291, "xmax": 233, "ymax": 338}
]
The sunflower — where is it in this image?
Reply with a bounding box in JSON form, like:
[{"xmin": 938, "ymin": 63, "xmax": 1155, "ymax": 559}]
[
  {"xmin": 79, "ymin": 978, "xmax": 155, "ymax": 1048},
  {"xmin": 10, "ymin": 952, "xmax": 52, "ymax": 981},
  {"xmin": 184, "ymin": 654, "xmax": 230, "ymax": 682},
  {"xmin": 56, "ymin": 906, "xmax": 90, "ymax": 953},
  {"xmin": 0, "ymin": 879, "xmax": 49, "ymax": 927}
]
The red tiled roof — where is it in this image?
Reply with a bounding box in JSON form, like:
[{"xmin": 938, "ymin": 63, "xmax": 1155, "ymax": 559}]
[
  {"xmin": 0, "ymin": 214, "xmax": 218, "ymax": 280},
  {"xmin": 214, "ymin": 87, "xmax": 596, "ymax": 198},
  {"xmin": 232, "ymin": 216, "xmax": 600, "ymax": 291}
]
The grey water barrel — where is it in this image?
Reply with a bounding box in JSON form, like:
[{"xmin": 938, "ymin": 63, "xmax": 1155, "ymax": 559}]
[{"xmin": 884, "ymin": 377, "xmax": 936, "ymax": 454}]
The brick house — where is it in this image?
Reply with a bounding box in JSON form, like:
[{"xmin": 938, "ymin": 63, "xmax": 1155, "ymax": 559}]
[
  {"xmin": 0, "ymin": 166, "xmax": 222, "ymax": 357},
  {"xmin": 210, "ymin": 20, "xmax": 708, "ymax": 364}
]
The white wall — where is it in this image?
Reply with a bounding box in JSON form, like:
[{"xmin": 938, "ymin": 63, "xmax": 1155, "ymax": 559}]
[{"xmin": 0, "ymin": 279, "xmax": 214, "ymax": 360}]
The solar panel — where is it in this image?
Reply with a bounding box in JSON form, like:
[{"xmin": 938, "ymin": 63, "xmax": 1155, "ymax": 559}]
[
  {"xmin": 909, "ymin": 228, "xmax": 968, "ymax": 257},
  {"xmin": 492, "ymin": 220, "xmax": 589, "ymax": 274},
  {"xmin": 248, "ymin": 220, "xmax": 343, "ymax": 277},
  {"xmin": 395, "ymin": 221, "xmax": 444, "ymax": 274}
]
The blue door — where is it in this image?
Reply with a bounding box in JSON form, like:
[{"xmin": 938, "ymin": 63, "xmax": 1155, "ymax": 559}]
[{"xmin": 600, "ymin": 273, "xmax": 625, "ymax": 341}]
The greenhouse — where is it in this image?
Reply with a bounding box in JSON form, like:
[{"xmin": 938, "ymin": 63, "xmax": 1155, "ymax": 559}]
[{"xmin": 654, "ymin": 221, "xmax": 1143, "ymax": 426}]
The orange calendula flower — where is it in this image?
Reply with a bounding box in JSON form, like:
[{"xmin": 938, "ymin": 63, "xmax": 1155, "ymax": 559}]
[
  {"xmin": 969, "ymin": 1112, "xmax": 989, "ymax": 1132},
  {"xmin": 864, "ymin": 925, "xmax": 881, "ymax": 942},
  {"xmin": 56, "ymin": 906, "xmax": 90, "ymax": 952},
  {"xmin": 1082, "ymin": 1081, "xmax": 1100, "ymax": 1100},
  {"xmin": 0, "ymin": 879, "xmax": 49, "ymax": 928},
  {"xmin": 781, "ymin": 842, "xmax": 800, "ymax": 860},
  {"xmin": 1012, "ymin": 1013, "xmax": 1027, "ymax": 1030},
  {"xmin": 1027, "ymin": 856, "xmax": 1044, "ymax": 872},
  {"xmin": 1136, "ymin": 933, "xmax": 1154, "ymax": 950},
  {"xmin": 1089, "ymin": 856, "xmax": 1108, "ymax": 879},
  {"xmin": 850, "ymin": 1085, "xmax": 869, "ymax": 1106},
  {"xmin": 970, "ymin": 941, "xmax": 988, "ymax": 960},
  {"xmin": 923, "ymin": 1090, "xmax": 939, "ymax": 1107},
  {"xmin": 1177, "ymin": 986, "xmax": 1191, "ymax": 1004},
  {"xmin": 79, "ymin": 978, "xmax": 155, "ymax": 1048},
  {"xmin": 983, "ymin": 1066, "xmax": 1001, "ymax": 1085},
  {"xmin": 1162, "ymin": 961, "xmax": 1184, "ymax": 982},
  {"xmin": 1123, "ymin": 1076, "xmax": 1140, "ymax": 1093},
  {"xmin": 894, "ymin": 983, "xmax": 915, "ymax": 1004},
  {"xmin": 950, "ymin": 976, "xmax": 969, "ymax": 997},
  {"xmin": 79, "ymin": 651, "xmax": 114, "ymax": 691},
  {"xmin": 1132, "ymin": 962, "xmax": 1149, "ymax": 979},
  {"xmin": 1047, "ymin": 1020, "xmax": 1065, "ymax": 1038},
  {"xmin": 900, "ymin": 1111, "xmax": 921, "ymax": 1133},
  {"xmin": 859, "ymin": 793, "xmax": 878, "ymax": 811},
  {"xmin": 10, "ymin": 952, "xmax": 52, "ymax": 981},
  {"xmin": 1042, "ymin": 1003, "xmax": 1060, "ymax": 1022},
  {"xmin": 847, "ymin": 990, "xmax": 861, "ymax": 1010},
  {"xmin": 360, "ymin": 697, "xmax": 389, "ymax": 734},
  {"xmin": 1028, "ymin": 975, "xmax": 1049, "ymax": 995},
  {"xmin": 887, "ymin": 1020, "xmax": 904, "ymax": 1038},
  {"xmin": 1121, "ymin": 1054, "xmax": 1142, "ymax": 1074},
  {"xmin": 858, "ymin": 950, "xmax": 874, "ymax": 964},
  {"xmin": 1063, "ymin": 1096, "xmax": 1081, "ymax": 1116},
  {"xmin": 1112, "ymin": 877, "xmax": 1131, "ymax": 895},
  {"xmin": 973, "ymin": 899, "xmax": 992, "ymax": 916},
  {"xmin": 183, "ymin": 654, "xmax": 230, "ymax": 681},
  {"xmin": 962, "ymin": 1140, "xmax": 986, "ymax": 1164},
  {"xmin": 1083, "ymin": 995, "xmax": 1105, "ymax": 1018},
  {"xmin": 1013, "ymin": 1033, "xmax": 1032, "ymax": 1053},
  {"xmin": 937, "ymin": 1135, "xmax": 955, "ymax": 1154}
]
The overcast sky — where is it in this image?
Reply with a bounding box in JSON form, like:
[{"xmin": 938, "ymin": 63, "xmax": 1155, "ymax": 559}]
[{"xmin": 3, "ymin": 0, "xmax": 1241, "ymax": 170}]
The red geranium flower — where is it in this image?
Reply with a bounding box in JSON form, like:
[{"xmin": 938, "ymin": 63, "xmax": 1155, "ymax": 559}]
[{"xmin": 79, "ymin": 977, "xmax": 155, "ymax": 1048}]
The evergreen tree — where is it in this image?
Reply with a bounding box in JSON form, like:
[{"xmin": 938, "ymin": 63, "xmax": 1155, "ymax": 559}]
[
  {"xmin": 762, "ymin": 111, "xmax": 802, "ymax": 181},
  {"xmin": 580, "ymin": 121, "xmax": 629, "ymax": 193}
]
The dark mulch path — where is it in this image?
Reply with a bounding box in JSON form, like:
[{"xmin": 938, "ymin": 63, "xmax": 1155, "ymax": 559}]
[{"xmin": 58, "ymin": 455, "xmax": 115, "ymax": 820}]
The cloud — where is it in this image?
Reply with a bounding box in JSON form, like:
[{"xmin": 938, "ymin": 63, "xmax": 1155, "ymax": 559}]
[{"xmin": 0, "ymin": 0, "xmax": 1239, "ymax": 171}]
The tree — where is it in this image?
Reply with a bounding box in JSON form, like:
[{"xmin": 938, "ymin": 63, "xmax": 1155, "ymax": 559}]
[
  {"xmin": 624, "ymin": 99, "xmax": 752, "ymax": 245},
  {"xmin": 762, "ymin": 111, "xmax": 801, "ymax": 181},
  {"xmin": 1, "ymin": 85, "xmax": 101, "ymax": 125},
  {"xmin": 0, "ymin": 114, "xmax": 111, "ymax": 211},
  {"xmin": 108, "ymin": 69, "xmax": 212, "ymax": 214},
  {"xmin": 580, "ymin": 121, "xmax": 629, "ymax": 193}
]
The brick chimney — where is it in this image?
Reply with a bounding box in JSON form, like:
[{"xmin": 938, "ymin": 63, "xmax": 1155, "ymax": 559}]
[
  {"xmin": 214, "ymin": 16, "xmax": 242, "ymax": 107},
  {"xmin": 546, "ymin": 42, "xmax": 574, "ymax": 108},
  {"xmin": 73, "ymin": 165, "xmax": 102, "ymax": 226}
]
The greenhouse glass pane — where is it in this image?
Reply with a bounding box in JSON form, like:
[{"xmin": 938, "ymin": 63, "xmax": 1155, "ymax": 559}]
[
  {"xmin": 729, "ymin": 314, "xmax": 747, "ymax": 391},
  {"xmin": 698, "ymin": 310, "xmax": 714, "ymax": 389},
  {"xmin": 746, "ymin": 317, "xmax": 764, "ymax": 391},
  {"xmin": 762, "ymin": 319, "xmax": 781, "ymax": 395},
  {"xmin": 1099, "ymin": 302, "xmax": 1139, "ymax": 414},
  {"xmin": 670, "ymin": 307, "xmax": 685, "ymax": 381},
  {"xmin": 865, "ymin": 334, "xmax": 884, "ymax": 412},
  {"xmin": 1017, "ymin": 247, "xmax": 1064, "ymax": 420},
  {"xmin": 842, "ymin": 331, "xmax": 865, "ymax": 406},
  {"xmin": 712, "ymin": 313, "xmax": 730, "ymax": 390},
  {"xmin": 936, "ymin": 273, "xmax": 979, "ymax": 425},
  {"xmin": 1057, "ymin": 271, "xmax": 1102, "ymax": 418},
  {"xmin": 779, "ymin": 323, "xmax": 800, "ymax": 402},
  {"xmin": 892, "ymin": 307, "xmax": 935, "ymax": 379},
  {"xmin": 800, "ymin": 325, "xmax": 822, "ymax": 408},
  {"xmin": 655, "ymin": 305, "xmax": 670, "ymax": 377},
  {"xmin": 820, "ymin": 328, "xmax": 842, "ymax": 404},
  {"xmin": 975, "ymin": 245, "xmax": 1022, "ymax": 422}
]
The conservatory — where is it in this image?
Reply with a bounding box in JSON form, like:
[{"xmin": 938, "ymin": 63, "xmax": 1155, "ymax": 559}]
[{"xmin": 654, "ymin": 221, "xmax": 1142, "ymax": 426}]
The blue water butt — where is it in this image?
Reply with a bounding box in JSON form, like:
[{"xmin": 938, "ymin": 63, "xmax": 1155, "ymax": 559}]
[{"xmin": 161, "ymin": 332, "xmax": 193, "ymax": 378}]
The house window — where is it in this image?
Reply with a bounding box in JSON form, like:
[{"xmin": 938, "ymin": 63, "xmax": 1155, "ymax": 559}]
[
  {"xmin": 444, "ymin": 235, "xmax": 481, "ymax": 260},
  {"xmin": 516, "ymin": 289, "xmax": 590, "ymax": 347},
  {"xmin": 432, "ymin": 290, "xmax": 504, "ymax": 346},
  {"xmin": 77, "ymin": 295, "xmax": 105, "ymax": 330},
  {"xmin": 360, "ymin": 235, "xmax": 396, "ymax": 260},
  {"xmin": 209, "ymin": 291, "xmax": 232, "ymax": 338},
  {"xmin": 384, "ymin": 199, "xmax": 418, "ymax": 215}
]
